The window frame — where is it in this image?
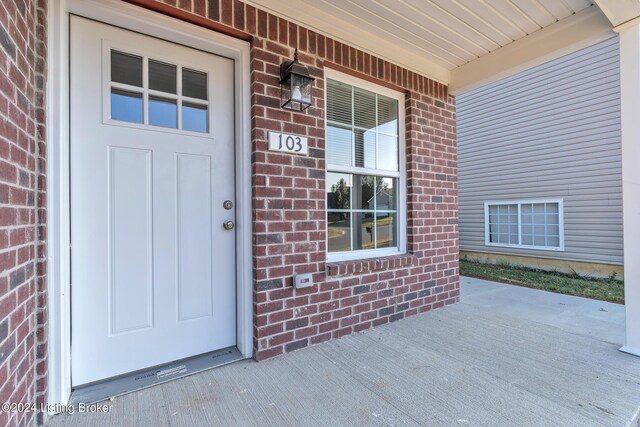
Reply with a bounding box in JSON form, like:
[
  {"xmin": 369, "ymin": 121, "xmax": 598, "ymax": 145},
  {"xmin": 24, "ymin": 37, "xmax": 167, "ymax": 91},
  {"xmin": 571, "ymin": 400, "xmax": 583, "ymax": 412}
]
[
  {"xmin": 483, "ymin": 198, "xmax": 565, "ymax": 251},
  {"xmin": 324, "ymin": 68, "xmax": 407, "ymax": 262}
]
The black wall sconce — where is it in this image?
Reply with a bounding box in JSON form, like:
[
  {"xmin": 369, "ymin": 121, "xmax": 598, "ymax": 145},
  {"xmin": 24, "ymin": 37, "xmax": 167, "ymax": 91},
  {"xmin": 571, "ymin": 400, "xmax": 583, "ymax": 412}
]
[{"xmin": 280, "ymin": 48, "xmax": 315, "ymax": 112}]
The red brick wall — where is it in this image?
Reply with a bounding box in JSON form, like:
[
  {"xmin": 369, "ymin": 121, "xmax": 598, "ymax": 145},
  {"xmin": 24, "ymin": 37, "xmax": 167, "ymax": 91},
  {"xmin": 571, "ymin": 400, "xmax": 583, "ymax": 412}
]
[
  {"xmin": 0, "ymin": 0, "xmax": 48, "ymax": 426},
  {"xmin": 144, "ymin": 0, "xmax": 459, "ymax": 360}
]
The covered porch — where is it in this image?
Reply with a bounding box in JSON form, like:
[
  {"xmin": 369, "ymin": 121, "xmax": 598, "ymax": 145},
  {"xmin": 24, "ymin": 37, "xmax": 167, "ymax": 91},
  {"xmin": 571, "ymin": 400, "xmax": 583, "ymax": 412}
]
[
  {"xmin": 48, "ymin": 278, "xmax": 640, "ymax": 426},
  {"xmin": 38, "ymin": 0, "xmax": 640, "ymax": 422}
]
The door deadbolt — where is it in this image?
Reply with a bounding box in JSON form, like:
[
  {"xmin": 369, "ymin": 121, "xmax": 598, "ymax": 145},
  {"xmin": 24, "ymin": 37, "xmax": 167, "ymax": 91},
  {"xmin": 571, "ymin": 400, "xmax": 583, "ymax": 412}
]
[
  {"xmin": 223, "ymin": 221, "xmax": 235, "ymax": 230},
  {"xmin": 223, "ymin": 200, "xmax": 233, "ymax": 210}
]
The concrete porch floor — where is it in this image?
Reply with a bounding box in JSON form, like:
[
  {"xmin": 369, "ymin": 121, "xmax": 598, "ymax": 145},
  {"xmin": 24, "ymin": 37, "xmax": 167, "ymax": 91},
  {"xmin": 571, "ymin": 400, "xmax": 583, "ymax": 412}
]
[{"xmin": 49, "ymin": 277, "xmax": 640, "ymax": 426}]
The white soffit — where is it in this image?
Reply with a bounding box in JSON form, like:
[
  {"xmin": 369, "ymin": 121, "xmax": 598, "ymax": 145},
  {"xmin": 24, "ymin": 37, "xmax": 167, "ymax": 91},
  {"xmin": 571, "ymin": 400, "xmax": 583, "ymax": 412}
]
[
  {"xmin": 594, "ymin": 0, "xmax": 640, "ymax": 26},
  {"xmin": 450, "ymin": 5, "xmax": 615, "ymax": 95},
  {"xmin": 245, "ymin": 0, "xmax": 597, "ymax": 87}
]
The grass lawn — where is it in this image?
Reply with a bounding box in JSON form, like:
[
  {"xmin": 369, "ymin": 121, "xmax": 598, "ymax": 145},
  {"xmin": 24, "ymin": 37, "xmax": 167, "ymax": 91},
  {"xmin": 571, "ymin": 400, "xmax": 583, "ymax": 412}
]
[{"xmin": 460, "ymin": 259, "xmax": 624, "ymax": 304}]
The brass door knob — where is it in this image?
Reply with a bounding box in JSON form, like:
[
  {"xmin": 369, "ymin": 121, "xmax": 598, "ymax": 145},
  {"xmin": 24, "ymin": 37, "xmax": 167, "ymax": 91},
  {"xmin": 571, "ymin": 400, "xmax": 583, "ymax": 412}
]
[{"xmin": 223, "ymin": 221, "xmax": 235, "ymax": 230}]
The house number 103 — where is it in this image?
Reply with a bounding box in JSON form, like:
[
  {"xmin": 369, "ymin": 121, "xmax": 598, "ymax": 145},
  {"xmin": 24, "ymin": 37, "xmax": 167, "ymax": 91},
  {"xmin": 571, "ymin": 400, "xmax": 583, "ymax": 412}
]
[
  {"xmin": 268, "ymin": 131, "xmax": 308, "ymax": 155},
  {"xmin": 279, "ymin": 134, "xmax": 302, "ymax": 151}
]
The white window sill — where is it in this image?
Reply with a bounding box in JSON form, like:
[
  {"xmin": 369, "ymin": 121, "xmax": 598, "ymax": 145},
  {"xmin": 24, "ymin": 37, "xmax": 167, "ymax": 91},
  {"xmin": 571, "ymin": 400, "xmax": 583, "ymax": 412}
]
[{"xmin": 327, "ymin": 248, "xmax": 405, "ymax": 263}]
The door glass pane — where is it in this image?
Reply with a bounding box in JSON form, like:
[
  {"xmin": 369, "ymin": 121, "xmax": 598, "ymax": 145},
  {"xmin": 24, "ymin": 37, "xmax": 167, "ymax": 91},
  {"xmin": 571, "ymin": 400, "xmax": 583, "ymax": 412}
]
[
  {"xmin": 149, "ymin": 97, "xmax": 177, "ymax": 128},
  {"xmin": 328, "ymin": 212, "xmax": 351, "ymax": 252},
  {"xmin": 327, "ymin": 172, "xmax": 351, "ymax": 210},
  {"xmin": 183, "ymin": 69, "xmax": 208, "ymax": 100},
  {"xmin": 182, "ymin": 103, "xmax": 208, "ymax": 133},
  {"xmin": 376, "ymin": 212, "xmax": 396, "ymax": 248},
  {"xmin": 111, "ymin": 89, "xmax": 143, "ymax": 124},
  {"xmin": 111, "ymin": 51, "xmax": 143, "ymax": 87},
  {"xmin": 149, "ymin": 60, "xmax": 177, "ymax": 94}
]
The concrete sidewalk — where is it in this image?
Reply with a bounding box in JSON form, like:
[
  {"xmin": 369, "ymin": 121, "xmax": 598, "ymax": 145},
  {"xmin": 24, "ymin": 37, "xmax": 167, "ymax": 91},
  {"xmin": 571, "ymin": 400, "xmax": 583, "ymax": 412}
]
[
  {"xmin": 48, "ymin": 277, "xmax": 640, "ymax": 426},
  {"xmin": 461, "ymin": 276, "xmax": 626, "ymax": 345}
]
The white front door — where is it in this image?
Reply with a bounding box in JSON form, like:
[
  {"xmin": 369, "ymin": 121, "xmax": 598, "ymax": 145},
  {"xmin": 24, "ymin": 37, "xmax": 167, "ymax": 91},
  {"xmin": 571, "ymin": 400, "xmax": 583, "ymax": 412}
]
[{"xmin": 70, "ymin": 16, "xmax": 237, "ymax": 386}]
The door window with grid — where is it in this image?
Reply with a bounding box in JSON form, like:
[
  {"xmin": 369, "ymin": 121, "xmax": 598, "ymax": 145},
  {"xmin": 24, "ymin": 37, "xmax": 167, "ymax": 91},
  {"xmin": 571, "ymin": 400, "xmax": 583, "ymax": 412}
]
[{"xmin": 107, "ymin": 49, "xmax": 210, "ymax": 134}]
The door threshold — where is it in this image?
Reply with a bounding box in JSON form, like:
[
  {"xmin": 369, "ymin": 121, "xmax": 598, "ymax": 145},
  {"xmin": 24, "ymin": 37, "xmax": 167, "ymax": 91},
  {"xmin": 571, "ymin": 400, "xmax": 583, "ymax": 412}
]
[{"xmin": 69, "ymin": 346, "xmax": 243, "ymax": 405}]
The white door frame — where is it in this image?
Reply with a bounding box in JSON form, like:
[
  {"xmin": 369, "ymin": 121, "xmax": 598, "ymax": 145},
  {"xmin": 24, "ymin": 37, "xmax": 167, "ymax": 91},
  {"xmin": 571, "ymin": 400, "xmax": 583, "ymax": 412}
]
[{"xmin": 47, "ymin": 0, "xmax": 252, "ymax": 407}]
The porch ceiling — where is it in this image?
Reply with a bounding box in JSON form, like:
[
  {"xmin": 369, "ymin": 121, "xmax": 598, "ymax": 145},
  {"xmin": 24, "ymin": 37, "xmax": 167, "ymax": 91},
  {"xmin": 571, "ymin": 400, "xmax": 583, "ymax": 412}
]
[
  {"xmin": 244, "ymin": 0, "xmax": 639, "ymax": 94},
  {"xmin": 300, "ymin": 0, "xmax": 593, "ymax": 69}
]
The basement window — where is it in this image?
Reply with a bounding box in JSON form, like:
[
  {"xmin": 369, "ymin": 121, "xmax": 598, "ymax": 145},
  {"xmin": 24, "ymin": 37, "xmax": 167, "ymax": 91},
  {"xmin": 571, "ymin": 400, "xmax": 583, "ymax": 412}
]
[{"xmin": 484, "ymin": 199, "xmax": 564, "ymax": 251}]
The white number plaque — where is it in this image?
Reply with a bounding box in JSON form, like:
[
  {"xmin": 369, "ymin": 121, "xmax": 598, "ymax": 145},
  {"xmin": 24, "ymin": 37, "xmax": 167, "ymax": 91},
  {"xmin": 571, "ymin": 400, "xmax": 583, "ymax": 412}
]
[{"xmin": 268, "ymin": 132, "xmax": 308, "ymax": 155}]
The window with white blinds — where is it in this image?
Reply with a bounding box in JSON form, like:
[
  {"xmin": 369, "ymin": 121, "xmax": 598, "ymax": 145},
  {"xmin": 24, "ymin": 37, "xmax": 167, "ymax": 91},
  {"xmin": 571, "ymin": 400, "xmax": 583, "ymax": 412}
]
[
  {"xmin": 325, "ymin": 71, "xmax": 405, "ymax": 261},
  {"xmin": 484, "ymin": 200, "xmax": 564, "ymax": 251}
]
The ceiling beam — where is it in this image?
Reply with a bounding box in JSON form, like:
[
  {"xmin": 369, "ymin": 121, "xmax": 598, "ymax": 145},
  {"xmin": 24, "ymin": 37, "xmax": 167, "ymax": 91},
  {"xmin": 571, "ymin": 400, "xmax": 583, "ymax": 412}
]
[
  {"xmin": 243, "ymin": 0, "xmax": 451, "ymax": 85},
  {"xmin": 594, "ymin": 0, "xmax": 640, "ymax": 26},
  {"xmin": 449, "ymin": 6, "xmax": 614, "ymax": 96}
]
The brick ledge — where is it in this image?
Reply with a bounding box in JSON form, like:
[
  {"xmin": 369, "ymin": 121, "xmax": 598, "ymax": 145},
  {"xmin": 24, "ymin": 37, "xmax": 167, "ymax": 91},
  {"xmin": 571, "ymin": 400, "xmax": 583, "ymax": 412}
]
[{"xmin": 326, "ymin": 253, "xmax": 418, "ymax": 277}]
